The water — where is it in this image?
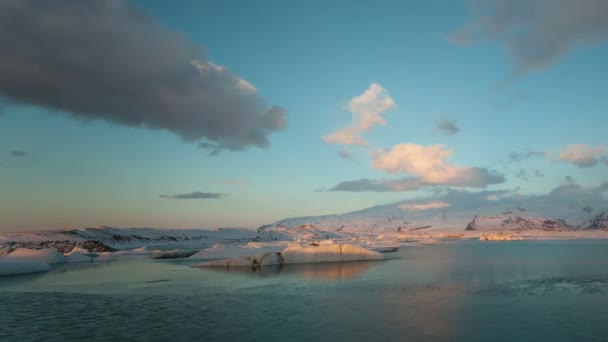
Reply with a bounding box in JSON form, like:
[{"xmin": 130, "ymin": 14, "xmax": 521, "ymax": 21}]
[{"xmin": 1, "ymin": 240, "xmax": 608, "ymax": 341}]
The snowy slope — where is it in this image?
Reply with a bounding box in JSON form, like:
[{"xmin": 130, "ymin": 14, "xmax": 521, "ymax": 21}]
[{"xmin": 259, "ymin": 197, "xmax": 608, "ymax": 237}]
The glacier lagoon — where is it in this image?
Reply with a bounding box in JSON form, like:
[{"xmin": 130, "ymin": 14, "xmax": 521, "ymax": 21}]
[{"xmin": 1, "ymin": 240, "xmax": 608, "ymax": 342}]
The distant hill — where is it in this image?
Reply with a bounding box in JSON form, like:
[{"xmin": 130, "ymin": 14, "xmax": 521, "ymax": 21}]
[{"xmin": 259, "ymin": 194, "xmax": 608, "ymax": 235}]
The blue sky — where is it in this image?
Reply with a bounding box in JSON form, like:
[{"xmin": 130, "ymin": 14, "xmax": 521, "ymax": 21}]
[{"xmin": 1, "ymin": 0, "xmax": 607, "ymax": 231}]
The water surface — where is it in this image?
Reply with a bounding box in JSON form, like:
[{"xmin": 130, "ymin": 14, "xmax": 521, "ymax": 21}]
[{"xmin": 1, "ymin": 240, "xmax": 608, "ymax": 341}]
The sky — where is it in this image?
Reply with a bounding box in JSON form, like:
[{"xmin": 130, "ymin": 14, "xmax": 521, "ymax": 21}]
[{"xmin": 0, "ymin": 0, "xmax": 607, "ymax": 231}]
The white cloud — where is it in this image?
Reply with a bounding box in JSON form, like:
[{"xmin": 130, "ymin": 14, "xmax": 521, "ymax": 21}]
[
  {"xmin": 558, "ymin": 144, "xmax": 608, "ymax": 168},
  {"xmin": 399, "ymin": 201, "xmax": 450, "ymax": 210},
  {"xmin": 323, "ymin": 83, "xmax": 395, "ymax": 146},
  {"xmin": 372, "ymin": 143, "xmax": 504, "ymax": 187}
]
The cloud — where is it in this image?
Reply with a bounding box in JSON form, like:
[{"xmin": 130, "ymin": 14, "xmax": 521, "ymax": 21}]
[
  {"xmin": 514, "ymin": 168, "xmax": 543, "ymax": 181},
  {"xmin": 558, "ymin": 144, "xmax": 608, "ymax": 168},
  {"xmin": 160, "ymin": 191, "xmax": 225, "ymax": 199},
  {"xmin": 507, "ymin": 149, "xmax": 545, "ymax": 163},
  {"xmin": 449, "ymin": 0, "xmax": 608, "ymax": 78},
  {"xmin": 0, "ymin": 1, "xmax": 286, "ymax": 152},
  {"xmin": 338, "ymin": 149, "xmax": 355, "ymax": 160},
  {"xmin": 372, "ymin": 143, "xmax": 505, "ymax": 187},
  {"xmin": 328, "ymin": 177, "xmax": 428, "ymax": 192},
  {"xmin": 435, "ymin": 118, "xmax": 459, "ymax": 135},
  {"xmin": 9, "ymin": 150, "xmax": 27, "ymax": 157},
  {"xmin": 399, "ymin": 201, "xmax": 450, "ymax": 211},
  {"xmin": 323, "ymin": 83, "xmax": 395, "ymax": 146},
  {"xmin": 515, "ymin": 169, "xmax": 528, "ymax": 181}
]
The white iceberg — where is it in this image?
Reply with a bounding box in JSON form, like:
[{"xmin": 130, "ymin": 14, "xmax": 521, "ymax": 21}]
[
  {"xmin": 65, "ymin": 247, "xmax": 95, "ymax": 263},
  {"xmin": 4, "ymin": 248, "xmax": 67, "ymax": 264},
  {"xmin": 188, "ymin": 242, "xmax": 288, "ymax": 260},
  {"xmin": 129, "ymin": 246, "xmax": 152, "ymax": 255},
  {"xmin": 0, "ymin": 260, "xmax": 50, "ymax": 276},
  {"xmin": 195, "ymin": 244, "xmax": 389, "ymax": 267},
  {"xmin": 150, "ymin": 249, "xmax": 198, "ymax": 259}
]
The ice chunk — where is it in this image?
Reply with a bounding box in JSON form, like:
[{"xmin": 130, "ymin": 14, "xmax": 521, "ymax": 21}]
[
  {"xmin": 188, "ymin": 242, "xmax": 287, "ymax": 260},
  {"xmin": 195, "ymin": 244, "xmax": 388, "ymax": 267},
  {"xmin": 130, "ymin": 246, "xmax": 152, "ymax": 255},
  {"xmin": 4, "ymin": 248, "xmax": 67, "ymax": 264},
  {"xmin": 150, "ymin": 249, "xmax": 198, "ymax": 259},
  {"xmin": 0, "ymin": 260, "xmax": 50, "ymax": 276}
]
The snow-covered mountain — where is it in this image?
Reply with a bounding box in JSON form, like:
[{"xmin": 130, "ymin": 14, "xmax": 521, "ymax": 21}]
[
  {"xmin": 464, "ymin": 213, "xmax": 572, "ymax": 231},
  {"xmin": 259, "ymin": 193, "xmax": 608, "ymax": 236}
]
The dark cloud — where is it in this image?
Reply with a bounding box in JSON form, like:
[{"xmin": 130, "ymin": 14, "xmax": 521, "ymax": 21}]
[
  {"xmin": 533, "ymin": 169, "xmax": 544, "ymax": 177},
  {"xmin": 407, "ymin": 181, "xmax": 608, "ymax": 217},
  {"xmin": 328, "ymin": 168, "xmax": 504, "ymax": 193},
  {"xmin": 515, "ymin": 169, "xmax": 528, "ymax": 181},
  {"xmin": 328, "ymin": 178, "xmax": 429, "ymax": 192},
  {"xmin": 449, "ymin": 0, "xmax": 608, "ymax": 79},
  {"xmin": 9, "ymin": 150, "xmax": 27, "ymax": 157},
  {"xmin": 160, "ymin": 191, "xmax": 226, "ymax": 199},
  {"xmin": 0, "ymin": 0, "xmax": 286, "ymax": 151},
  {"xmin": 338, "ymin": 149, "xmax": 355, "ymax": 160},
  {"xmin": 440, "ymin": 167, "xmax": 505, "ymax": 188},
  {"xmin": 435, "ymin": 118, "xmax": 459, "ymax": 135},
  {"xmin": 507, "ymin": 149, "xmax": 545, "ymax": 163}
]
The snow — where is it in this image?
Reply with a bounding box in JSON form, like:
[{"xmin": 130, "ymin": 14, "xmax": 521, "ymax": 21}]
[
  {"xmin": 4, "ymin": 248, "xmax": 67, "ymax": 264},
  {"xmin": 0, "ymin": 260, "xmax": 50, "ymax": 276},
  {"xmin": 195, "ymin": 243, "xmax": 388, "ymax": 267}
]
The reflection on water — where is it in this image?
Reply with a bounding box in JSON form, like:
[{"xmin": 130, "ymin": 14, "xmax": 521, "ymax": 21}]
[{"xmin": 199, "ymin": 261, "xmax": 377, "ymax": 280}]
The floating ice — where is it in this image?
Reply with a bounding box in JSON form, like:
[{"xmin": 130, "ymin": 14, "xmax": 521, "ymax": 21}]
[
  {"xmin": 0, "ymin": 260, "xmax": 50, "ymax": 276},
  {"xmin": 65, "ymin": 247, "xmax": 94, "ymax": 263},
  {"xmin": 4, "ymin": 248, "xmax": 67, "ymax": 264},
  {"xmin": 195, "ymin": 244, "xmax": 389, "ymax": 267},
  {"xmin": 188, "ymin": 242, "xmax": 288, "ymax": 260},
  {"xmin": 150, "ymin": 249, "xmax": 198, "ymax": 259}
]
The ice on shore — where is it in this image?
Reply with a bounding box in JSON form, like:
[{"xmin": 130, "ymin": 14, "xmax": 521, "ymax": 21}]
[
  {"xmin": 0, "ymin": 260, "xmax": 50, "ymax": 276},
  {"xmin": 4, "ymin": 248, "xmax": 67, "ymax": 264},
  {"xmin": 195, "ymin": 243, "xmax": 388, "ymax": 267},
  {"xmin": 480, "ymin": 233, "xmax": 523, "ymax": 241}
]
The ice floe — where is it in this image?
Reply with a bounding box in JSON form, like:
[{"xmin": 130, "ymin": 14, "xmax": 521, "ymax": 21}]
[
  {"xmin": 0, "ymin": 260, "xmax": 50, "ymax": 276},
  {"xmin": 4, "ymin": 248, "xmax": 67, "ymax": 264},
  {"xmin": 150, "ymin": 249, "xmax": 198, "ymax": 259},
  {"xmin": 195, "ymin": 243, "xmax": 390, "ymax": 267},
  {"xmin": 188, "ymin": 242, "xmax": 288, "ymax": 260}
]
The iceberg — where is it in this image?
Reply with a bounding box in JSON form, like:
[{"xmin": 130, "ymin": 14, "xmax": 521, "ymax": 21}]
[
  {"xmin": 195, "ymin": 244, "xmax": 389, "ymax": 268},
  {"xmin": 0, "ymin": 260, "xmax": 50, "ymax": 276},
  {"xmin": 188, "ymin": 242, "xmax": 288, "ymax": 260},
  {"xmin": 4, "ymin": 248, "xmax": 67, "ymax": 264},
  {"xmin": 65, "ymin": 247, "xmax": 96, "ymax": 263},
  {"xmin": 150, "ymin": 249, "xmax": 198, "ymax": 259}
]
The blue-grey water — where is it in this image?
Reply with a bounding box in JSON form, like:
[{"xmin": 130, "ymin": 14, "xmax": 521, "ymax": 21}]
[{"xmin": 1, "ymin": 240, "xmax": 608, "ymax": 341}]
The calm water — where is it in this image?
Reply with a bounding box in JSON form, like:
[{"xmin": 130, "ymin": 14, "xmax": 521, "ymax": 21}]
[{"xmin": 1, "ymin": 240, "xmax": 608, "ymax": 341}]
